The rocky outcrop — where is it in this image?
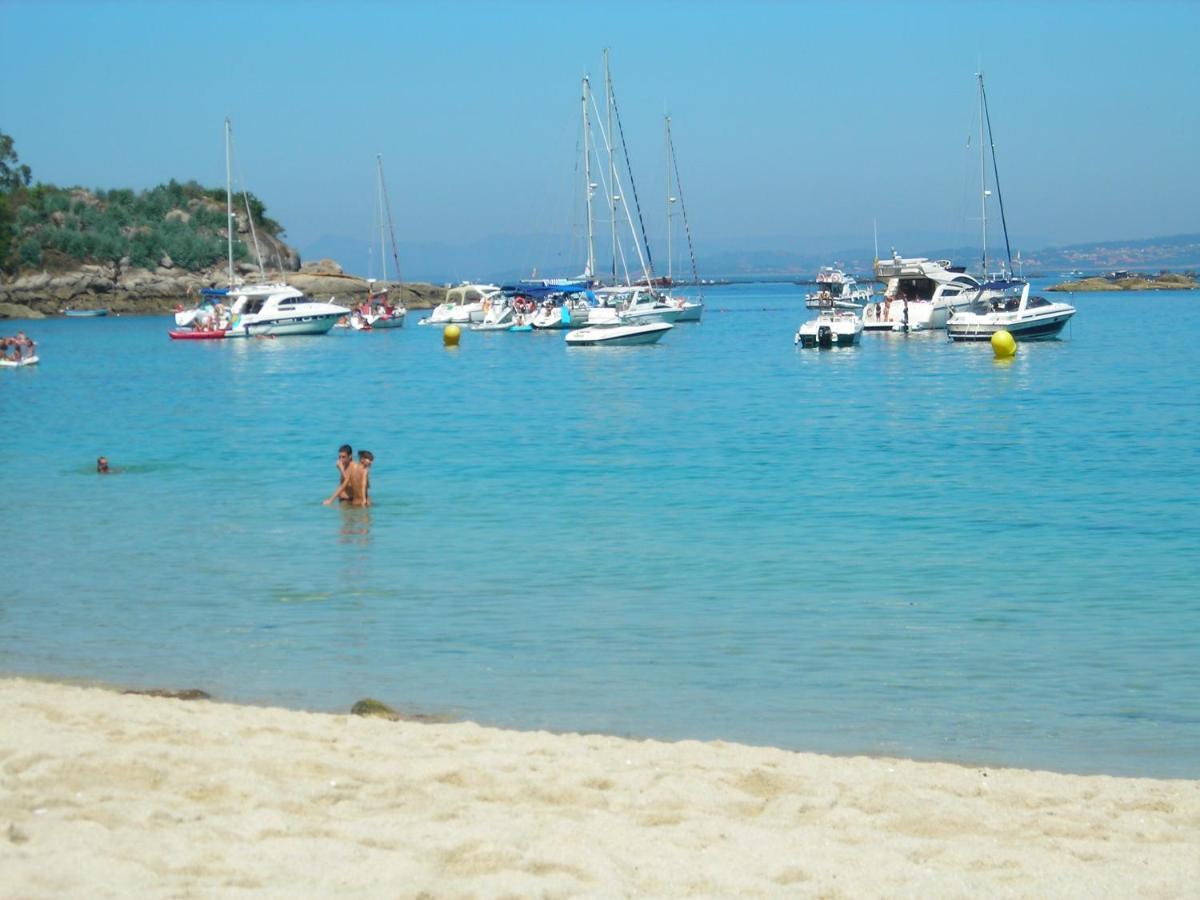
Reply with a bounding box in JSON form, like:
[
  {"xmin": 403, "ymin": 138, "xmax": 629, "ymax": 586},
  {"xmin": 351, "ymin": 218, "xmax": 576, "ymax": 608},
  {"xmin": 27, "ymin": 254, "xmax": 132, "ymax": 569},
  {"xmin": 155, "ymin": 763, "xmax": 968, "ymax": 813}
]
[{"xmin": 0, "ymin": 263, "xmax": 446, "ymax": 317}]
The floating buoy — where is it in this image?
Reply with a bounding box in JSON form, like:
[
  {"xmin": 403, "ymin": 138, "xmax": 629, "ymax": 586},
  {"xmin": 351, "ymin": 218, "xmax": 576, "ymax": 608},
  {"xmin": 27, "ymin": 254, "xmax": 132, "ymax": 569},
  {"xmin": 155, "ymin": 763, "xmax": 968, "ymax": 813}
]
[
  {"xmin": 991, "ymin": 329, "xmax": 1017, "ymax": 358},
  {"xmin": 443, "ymin": 324, "xmax": 461, "ymax": 347}
]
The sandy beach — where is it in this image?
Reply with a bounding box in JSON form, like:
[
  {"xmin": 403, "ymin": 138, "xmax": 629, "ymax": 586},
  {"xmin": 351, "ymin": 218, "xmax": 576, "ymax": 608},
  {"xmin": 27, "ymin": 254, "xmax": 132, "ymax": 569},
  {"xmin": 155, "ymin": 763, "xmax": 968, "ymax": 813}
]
[{"xmin": 1, "ymin": 678, "xmax": 1196, "ymax": 898}]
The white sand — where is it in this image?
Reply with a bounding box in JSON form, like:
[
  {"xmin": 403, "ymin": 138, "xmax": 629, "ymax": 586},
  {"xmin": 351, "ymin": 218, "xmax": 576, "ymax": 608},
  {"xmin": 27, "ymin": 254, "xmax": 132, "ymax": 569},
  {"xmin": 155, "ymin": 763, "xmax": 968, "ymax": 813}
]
[{"xmin": 1, "ymin": 678, "xmax": 1196, "ymax": 898}]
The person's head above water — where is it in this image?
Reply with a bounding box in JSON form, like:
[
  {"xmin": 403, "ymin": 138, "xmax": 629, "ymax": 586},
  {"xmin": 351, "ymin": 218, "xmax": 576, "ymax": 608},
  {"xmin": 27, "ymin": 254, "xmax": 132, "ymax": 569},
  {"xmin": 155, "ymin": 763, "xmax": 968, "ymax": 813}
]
[
  {"xmin": 97, "ymin": 456, "xmax": 109, "ymax": 473},
  {"xmin": 338, "ymin": 444, "xmax": 352, "ymax": 462},
  {"xmin": 358, "ymin": 450, "xmax": 373, "ymax": 467}
]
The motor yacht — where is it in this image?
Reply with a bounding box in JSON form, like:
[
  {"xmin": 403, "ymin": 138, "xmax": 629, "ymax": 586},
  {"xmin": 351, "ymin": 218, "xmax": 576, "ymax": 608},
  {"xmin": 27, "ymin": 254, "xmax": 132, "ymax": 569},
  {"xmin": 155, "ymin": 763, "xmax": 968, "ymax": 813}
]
[
  {"xmin": 947, "ymin": 282, "xmax": 1075, "ymax": 342},
  {"xmin": 864, "ymin": 253, "xmax": 981, "ymax": 332},
  {"xmin": 805, "ymin": 267, "xmax": 872, "ymax": 310},
  {"xmin": 222, "ymin": 283, "xmax": 348, "ymax": 337}
]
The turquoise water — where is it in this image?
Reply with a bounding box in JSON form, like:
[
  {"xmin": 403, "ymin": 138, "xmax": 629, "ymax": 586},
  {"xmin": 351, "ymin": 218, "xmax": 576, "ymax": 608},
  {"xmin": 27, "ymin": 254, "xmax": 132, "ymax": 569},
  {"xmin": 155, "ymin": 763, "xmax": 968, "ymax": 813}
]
[{"xmin": 2, "ymin": 282, "xmax": 1197, "ymax": 777}]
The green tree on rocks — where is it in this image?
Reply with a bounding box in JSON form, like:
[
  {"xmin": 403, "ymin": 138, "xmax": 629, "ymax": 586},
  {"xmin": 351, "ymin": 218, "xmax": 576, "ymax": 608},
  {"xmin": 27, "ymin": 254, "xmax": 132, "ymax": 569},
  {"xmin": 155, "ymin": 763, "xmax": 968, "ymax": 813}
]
[{"xmin": 0, "ymin": 129, "xmax": 34, "ymax": 272}]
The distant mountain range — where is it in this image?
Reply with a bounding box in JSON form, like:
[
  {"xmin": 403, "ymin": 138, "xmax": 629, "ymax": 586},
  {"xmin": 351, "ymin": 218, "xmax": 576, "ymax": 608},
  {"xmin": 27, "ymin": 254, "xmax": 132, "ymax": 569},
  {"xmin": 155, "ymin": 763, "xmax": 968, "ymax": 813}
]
[{"xmin": 301, "ymin": 232, "xmax": 1200, "ymax": 283}]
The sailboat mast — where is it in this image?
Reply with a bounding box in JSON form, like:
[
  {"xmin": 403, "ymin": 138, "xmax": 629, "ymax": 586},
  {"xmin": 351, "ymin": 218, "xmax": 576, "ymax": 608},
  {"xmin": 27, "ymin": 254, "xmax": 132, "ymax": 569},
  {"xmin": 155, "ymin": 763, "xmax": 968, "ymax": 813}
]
[
  {"xmin": 605, "ymin": 49, "xmax": 617, "ymax": 285},
  {"xmin": 980, "ymin": 74, "xmax": 1014, "ymax": 277},
  {"xmin": 977, "ymin": 72, "xmax": 989, "ymax": 279},
  {"xmin": 376, "ymin": 155, "xmax": 388, "ymax": 281},
  {"xmin": 665, "ymin": 115, "xmax": 673, "ymax": 283},
  {"xmin": 377, "ymin": 155, "xmax": 404, "ymax": 293},
  {"xmin": 582, "ymin": 76, "xmax": 595, "ymax": 281},
  {"xmin": 224, "ymin": 117, "xmax": 234, "ymax": 285}
]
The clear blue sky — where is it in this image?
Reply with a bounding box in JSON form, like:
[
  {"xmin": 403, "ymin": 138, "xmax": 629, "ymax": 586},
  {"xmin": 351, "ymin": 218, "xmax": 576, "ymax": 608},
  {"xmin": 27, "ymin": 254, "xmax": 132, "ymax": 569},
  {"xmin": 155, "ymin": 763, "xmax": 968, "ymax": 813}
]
[{"xmin": 2, "ymin": 0, "xmax": 1197, "ymax": 275}]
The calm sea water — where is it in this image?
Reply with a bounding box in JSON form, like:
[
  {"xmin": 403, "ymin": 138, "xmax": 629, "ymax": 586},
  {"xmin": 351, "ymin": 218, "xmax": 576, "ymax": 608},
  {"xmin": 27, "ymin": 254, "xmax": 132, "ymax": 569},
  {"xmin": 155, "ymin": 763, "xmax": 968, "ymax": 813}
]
[{"xmin": 2, "ymin": 282, "xmax": 1197, "ymax": 777}]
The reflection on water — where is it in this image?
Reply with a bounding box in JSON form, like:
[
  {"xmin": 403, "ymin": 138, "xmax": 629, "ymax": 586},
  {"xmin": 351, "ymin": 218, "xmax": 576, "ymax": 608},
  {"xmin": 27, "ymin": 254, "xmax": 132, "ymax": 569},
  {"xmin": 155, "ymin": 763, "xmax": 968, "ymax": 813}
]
[{"xmin": 339, "ymin": 506, "xmax": 372, "ymax": 545}]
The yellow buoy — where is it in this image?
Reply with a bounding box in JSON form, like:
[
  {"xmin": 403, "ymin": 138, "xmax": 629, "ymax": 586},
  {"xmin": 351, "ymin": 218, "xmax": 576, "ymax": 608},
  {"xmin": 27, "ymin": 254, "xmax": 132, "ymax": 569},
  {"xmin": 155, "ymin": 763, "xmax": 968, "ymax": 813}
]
[
  {"xmin": 991, "ymin": 329, "xmax": 1017, "ymax": 358},
  {"xmin": 443, "ymin": 324, "xmax": 461, "ymax": 347}
]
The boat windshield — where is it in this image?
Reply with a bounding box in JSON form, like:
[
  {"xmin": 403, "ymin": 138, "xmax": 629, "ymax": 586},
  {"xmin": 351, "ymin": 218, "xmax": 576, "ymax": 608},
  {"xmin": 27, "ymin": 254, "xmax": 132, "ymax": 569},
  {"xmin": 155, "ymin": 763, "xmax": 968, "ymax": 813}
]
[{"xmin": 895, "ymin": 277, "xmax": 937, "ymax": 301}]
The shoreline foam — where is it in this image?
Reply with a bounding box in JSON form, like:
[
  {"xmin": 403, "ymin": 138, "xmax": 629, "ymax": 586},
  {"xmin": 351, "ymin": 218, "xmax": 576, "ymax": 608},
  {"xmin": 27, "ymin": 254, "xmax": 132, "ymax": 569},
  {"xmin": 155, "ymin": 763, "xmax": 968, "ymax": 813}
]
[{"xmin": 2, "ymin": 677, "xmax": 1196, "ymax": 896}]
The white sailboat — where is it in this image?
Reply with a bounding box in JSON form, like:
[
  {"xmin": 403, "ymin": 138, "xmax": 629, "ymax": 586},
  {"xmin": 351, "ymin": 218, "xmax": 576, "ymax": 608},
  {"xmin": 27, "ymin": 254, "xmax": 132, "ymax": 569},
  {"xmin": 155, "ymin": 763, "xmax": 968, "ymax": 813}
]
[
  {"xmin": 663, "ymin": 114, "xmax": 703, "ymax": 322},
  {"xmin": 351, "ymin": 154, "xmax": 407, "ymax": 330},
  {"xmin": 172, "ymin": 119, "xmax": 347, "ymax": 339}
]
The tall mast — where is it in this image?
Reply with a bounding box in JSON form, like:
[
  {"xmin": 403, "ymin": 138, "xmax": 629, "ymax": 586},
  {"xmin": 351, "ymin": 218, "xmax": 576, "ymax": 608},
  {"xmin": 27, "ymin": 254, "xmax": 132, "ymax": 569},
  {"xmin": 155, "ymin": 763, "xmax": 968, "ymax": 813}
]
[
  {"xmin": 582, "ymin": 76, "xmax": 595, "ymax": 281},
  {"xmin": 665, "ymin": 115, "xmax": 673, "ymax": 283},
  {"xmin": 376, "ymin": 154, "xmax": 387, "ymax": 281},
  {"xmin": 224, "ymin": 117, "xmax": 234, "ymax": 285},
  {"xmin": 977, "ymin": 72, "xmax": 989, "ymax": 279},
  {"xmin": 980, "ymin": 73, "xmax": 1014, "ymax": 278},
  {"xmin": 605, "ymin": 49, "xmax": 617, "ymax": 284}
]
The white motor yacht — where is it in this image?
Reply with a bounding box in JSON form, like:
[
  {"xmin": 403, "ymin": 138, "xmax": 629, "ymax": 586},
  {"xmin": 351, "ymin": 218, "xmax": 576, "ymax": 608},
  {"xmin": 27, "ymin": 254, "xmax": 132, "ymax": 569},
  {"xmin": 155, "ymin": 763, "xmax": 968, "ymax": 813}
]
[
  {"xmin": 222, "ymin": 283, "xmax": 347, "ymax": 337},
  {"xmin": 420, "ymin": 284, "xmax": 500, "ymax": 326},
  {"xmin": 947, "ymin": 282, "xmax": 1075, "ymax": 342},
  {"xmin": 864, "ymin": 253, "xmax": 981, "ymax": 332},
  {"xmin": 805, "ymin": 267, "xmax": 872, "ymax": 310},
  {"xmin": 794, "ymin": 304, "xmax": 863, "ymax": 348},
  {"xmin": 612, "ymin": 288, "xmax": 683, "ymax": 324},
  {"xmin": 565, "ymin": 307, "xmax": 673, "ymax": 347}
]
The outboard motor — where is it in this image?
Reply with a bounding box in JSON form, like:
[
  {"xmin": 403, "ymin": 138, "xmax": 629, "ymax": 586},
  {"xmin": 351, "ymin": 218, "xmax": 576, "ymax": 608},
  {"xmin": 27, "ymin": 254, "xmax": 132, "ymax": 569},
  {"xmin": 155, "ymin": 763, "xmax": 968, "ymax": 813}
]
[{"xmin": 817, "ymin": 324, "xmax": 833, "ymax": 348}]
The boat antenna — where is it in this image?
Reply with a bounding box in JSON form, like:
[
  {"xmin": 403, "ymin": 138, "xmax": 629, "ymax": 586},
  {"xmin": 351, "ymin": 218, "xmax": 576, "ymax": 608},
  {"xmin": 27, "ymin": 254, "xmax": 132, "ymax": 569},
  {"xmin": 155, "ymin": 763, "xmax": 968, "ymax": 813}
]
[
  {"xmin": 224, "ymin": 117, "xmax": 235, "ymax": 286},
  {"xmin": 666, "ymin": 116, "xmax": 700, "ymax": 295},
  {"xmin": 377, "ymin": 154, "xmax": 404, "ymax": 296},
  {"xmin": 606, "ymin": 56, "xmax": 656, "ymax": 280},
  {"xmin": 979, "ymin": 72, "xmax": 1014, "ymax": 277}
]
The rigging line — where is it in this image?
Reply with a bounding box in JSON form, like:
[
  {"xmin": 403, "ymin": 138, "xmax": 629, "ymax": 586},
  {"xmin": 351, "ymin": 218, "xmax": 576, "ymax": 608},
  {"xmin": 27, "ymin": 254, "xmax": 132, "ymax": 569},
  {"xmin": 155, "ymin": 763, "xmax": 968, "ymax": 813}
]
[
  {"xmin": 606, "ymin": 72, "xmax": 655, "ymax": 278},
  {"xmin": 232, "ymin": 145, "xmax": 266, "ymax": 278},
  {"xmin": 666, "ymin": 123, "xmax": 701, "ymax": 295},
  {"xmin": 980, "ymin": 77, "xmax": 1013, "ymax": 275},
  {"xmin": 377, "ymin": 156, "xmax": 404, "ymax": 290}
]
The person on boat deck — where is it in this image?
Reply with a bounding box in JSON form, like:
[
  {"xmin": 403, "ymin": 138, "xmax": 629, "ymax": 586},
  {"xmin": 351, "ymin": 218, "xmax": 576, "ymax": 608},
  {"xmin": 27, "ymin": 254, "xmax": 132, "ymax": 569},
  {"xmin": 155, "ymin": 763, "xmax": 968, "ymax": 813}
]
[
  {"xmin": 96, "ymin": 456, "xmax": 110, "ymax": 474},
  {"xmin": 335, "ymin": 444, "xmax": 353, "ymax": 501},
  {"xmin": 324, "ymin": 450, "xmax": 370, "ymax": 507}
]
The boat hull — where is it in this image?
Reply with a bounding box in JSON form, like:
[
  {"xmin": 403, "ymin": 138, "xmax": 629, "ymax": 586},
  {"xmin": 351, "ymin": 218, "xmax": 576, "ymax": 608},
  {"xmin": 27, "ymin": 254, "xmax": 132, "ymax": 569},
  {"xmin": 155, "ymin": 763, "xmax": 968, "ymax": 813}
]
[
  {"xmin": 228, "ymin": 313, "xmax": 343, "ymax": 337},
  {"xmin": 0, "ymin": 355, "xmax": 39, "ymax": 367},
  {"xmin": 63, "ymin": 309, "xmax": 108, "ymax": 317},
  {"xmin": 169, "ymin": 330, "xmax": 227, "ymax": 341},
  {"xmin": 565, "ymin": 322, "xmax": 672, "ymax": 346},
  {"xmin": 947, "ymin": 312, "xmax": 1074, "ymax": 342}
]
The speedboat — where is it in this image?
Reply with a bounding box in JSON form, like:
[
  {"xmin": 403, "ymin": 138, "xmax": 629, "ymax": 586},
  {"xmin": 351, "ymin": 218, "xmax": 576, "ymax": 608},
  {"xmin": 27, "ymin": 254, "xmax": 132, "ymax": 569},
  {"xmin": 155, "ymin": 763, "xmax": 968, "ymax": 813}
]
[
  {"xmin": 564, "ymin": 307, "xmax": 672, "ymax": 347},
  {"xmin": 794, "ymin": 305, "xmax": 863, "ymax": 348},
  {"xmin": 947, "ymin": 282, "xmax": 1075, "ymax": 342},
  {"xmin": 805, "ymin": 267, "xmax": 871, "ymax": 310},
  {"xmin": 420, "ymin": 283, "xmax": 500, "ymax": 326},
  {"xmin": 864, "ymin": 253, "xmax": 981, "ymax": 332},
  {"xmin": 611, "ymin": 288, "xmax": 683, "ymax": 324},
  {"xmin": 668, "ymin": 294, "xmax": 704, "ymax": 322},
  {"xmin": 63, "ymin": 308, "xmax": 108, "ymax": 317}
]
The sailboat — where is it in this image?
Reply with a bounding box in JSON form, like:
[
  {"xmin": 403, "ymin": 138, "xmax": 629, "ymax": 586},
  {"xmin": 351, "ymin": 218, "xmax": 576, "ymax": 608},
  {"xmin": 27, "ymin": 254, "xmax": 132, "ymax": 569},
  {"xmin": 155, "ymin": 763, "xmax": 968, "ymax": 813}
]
[
  {"xmin": 947, "ymin": 72, "xmax": 1075, "ymax": 341},
  {"xmin": 350, "ymin": 154, "xmax": 408, "ymax": 330},
  {"xmin": 171, "ymin": 119, "xmax": 347, "ymax": 339},
  {"xmin": 662, "ymin": 114, "xmax": 703, "ymax": 322}
]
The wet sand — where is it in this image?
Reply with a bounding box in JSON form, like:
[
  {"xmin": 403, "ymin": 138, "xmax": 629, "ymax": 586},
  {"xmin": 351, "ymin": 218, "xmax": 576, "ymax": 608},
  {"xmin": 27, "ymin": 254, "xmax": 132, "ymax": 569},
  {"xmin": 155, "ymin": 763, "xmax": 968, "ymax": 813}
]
[{"xmin": 2, "ymin": 677, "xmax": 1196, "ymax": 897}]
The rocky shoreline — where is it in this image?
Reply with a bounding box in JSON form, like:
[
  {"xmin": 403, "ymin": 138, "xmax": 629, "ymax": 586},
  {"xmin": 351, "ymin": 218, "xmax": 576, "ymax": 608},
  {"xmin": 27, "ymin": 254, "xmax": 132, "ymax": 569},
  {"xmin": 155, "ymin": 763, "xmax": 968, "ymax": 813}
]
[
  {"xmin": 0, "ymin": 258, "xmax": 447, "ymax": 319},
  {"xmin": 1047, "ymin": 274, "xmax": 1197, "ymax": 292}
]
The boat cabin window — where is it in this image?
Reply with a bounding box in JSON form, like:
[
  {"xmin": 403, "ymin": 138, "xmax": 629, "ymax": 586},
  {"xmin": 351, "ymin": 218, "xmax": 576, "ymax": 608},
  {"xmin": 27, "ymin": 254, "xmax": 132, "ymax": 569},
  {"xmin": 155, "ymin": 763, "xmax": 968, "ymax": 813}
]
[
  {"xmin": 1026, "ymin": 295, "xmax": 1051, "ymax": 308},
  {"xmin": 464, "ymin": 291, "xmax": 482, "ymax": 303},
  {"xmin": 942, "ymin": 288, "xmax": 961, "ymax": 297},
  {"xmin": 277, "ymin": 295, "xmax": 308, "ymax": 308},
  {"xmin": 243, "ymin": 296, "xmax": 268, "ymax": 314},
  {"xmin": 827, "ymin": 282, "xmax": 845, "ymax": 297},
  {"xmin": 952, "ymin": 276, "xmax": 980, "ymax": 287},
  {"xmin": 896, "ymin": 277, "xmax": 936, "ymax": 301}
]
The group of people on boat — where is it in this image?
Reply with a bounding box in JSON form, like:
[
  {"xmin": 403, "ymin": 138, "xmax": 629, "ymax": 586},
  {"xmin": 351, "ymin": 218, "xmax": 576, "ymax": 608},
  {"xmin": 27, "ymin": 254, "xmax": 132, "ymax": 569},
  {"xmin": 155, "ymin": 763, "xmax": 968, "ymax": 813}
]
[{"xmin": 1, "ymin": 331, "xmax": 36, "ymax": 362}]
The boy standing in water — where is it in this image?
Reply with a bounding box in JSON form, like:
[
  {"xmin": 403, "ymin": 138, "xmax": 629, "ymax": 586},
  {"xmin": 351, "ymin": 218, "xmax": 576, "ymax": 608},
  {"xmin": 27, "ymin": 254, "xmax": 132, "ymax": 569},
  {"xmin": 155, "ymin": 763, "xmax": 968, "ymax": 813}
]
[
  {"xmin": 334, "ymin": 444, "xmax": 353, "ymax": 501},
  {"xmin": 324, "ymin": 450, "xmax": 373, "ymax": 507}
]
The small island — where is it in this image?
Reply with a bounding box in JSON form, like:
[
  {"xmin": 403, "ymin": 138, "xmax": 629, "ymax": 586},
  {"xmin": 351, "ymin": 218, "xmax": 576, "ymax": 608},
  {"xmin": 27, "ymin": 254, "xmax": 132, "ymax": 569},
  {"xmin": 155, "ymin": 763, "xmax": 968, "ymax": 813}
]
[{"xmin": 1048, "ymin": 271, "xmax": 1197, "ymax": 292}]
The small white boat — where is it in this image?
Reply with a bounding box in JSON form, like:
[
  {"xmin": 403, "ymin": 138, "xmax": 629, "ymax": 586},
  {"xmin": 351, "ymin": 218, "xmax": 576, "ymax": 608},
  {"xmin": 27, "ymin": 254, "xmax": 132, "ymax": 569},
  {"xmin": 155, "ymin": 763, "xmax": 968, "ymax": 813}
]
[
  {"xmin": 530, "ymin": 294, "xmax": 595, "ymax": 330},
  {"xmin": 421, "ymin": 284, "xmax": 500, "ymax": 325},
  {"xmin": 794, "ymin": 306, "xmax": 863, "ymax": 348},
  {"xmin": 0, "ymin": 355, "xmax": 39, "ymax": 367},
  {"xmin": 947, "ymin": 282, "xmax": 1076, "ymax": 342},
  {"xmin": 669, "ymin": 295, "xmax": 704, "ymax": 322},
  {"xmin": 349, "ymin": 290, "xmax": 406, "ymax": 330},
  {"xmin": 565, "ymin": 307, "xmax": 672, "ymax": 347},
  {"xmin": 805, "ymin": 267, "xmax": 871, "ymax": 310}
]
